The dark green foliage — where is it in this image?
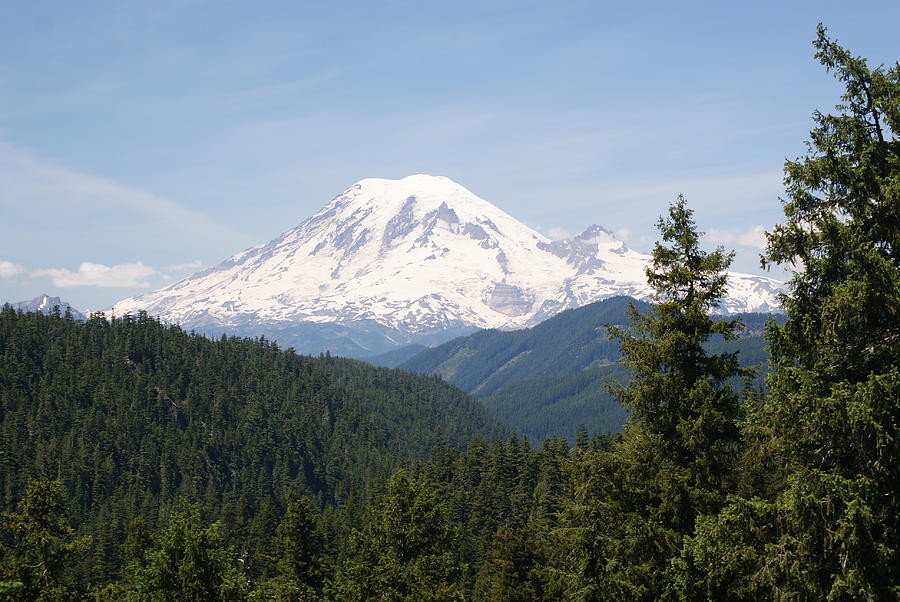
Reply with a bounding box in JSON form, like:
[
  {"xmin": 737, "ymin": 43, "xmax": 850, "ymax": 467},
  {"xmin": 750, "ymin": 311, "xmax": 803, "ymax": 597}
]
[
  {"xmin": 563, "ymin": 197, "xmax": 747, "ymax": 599},
  {"xmin": 263, "ymin": 496, "xmax": 327, "ymax": 598},
  {"xmin": 123, "ymin": 516, "xmax": 154, "ymax": 570},
  {"xmin": 414, "ymin": 435, "xmax": 570, "ymax": 598},
  {"xmin": 763, "ymin": 29, "xmax": 900, "ymax": 594},
  {"xmin": 334, "ymin": 469, "xmax": 466, "ymax": 601},
  {"xmin": 0, "ymin": 307, "xmax": 502, "ymax": 585},
  {"xmin": 0, "ymin": 479, "xmax": 91, "ymax": 601},
  {"xmin": 680, "ymin": 26, "xmax": 900, "ymax": 599},
  {"xmin": 127, "ymin": 502, "xmax": 245, "ymax": 601},
  {"xmin": 472, "ymin": 526, "xmax": 548, "ymax": 601}
]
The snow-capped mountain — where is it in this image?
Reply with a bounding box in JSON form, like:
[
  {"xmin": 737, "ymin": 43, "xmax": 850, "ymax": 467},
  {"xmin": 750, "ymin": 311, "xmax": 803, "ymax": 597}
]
[
  {"xmin": 110, "ymin": 175, "xmax": 782, "ymax": 355},
  {"xmin": 9, "ymin": 294, "xmax": 86, "ymax": 320}
]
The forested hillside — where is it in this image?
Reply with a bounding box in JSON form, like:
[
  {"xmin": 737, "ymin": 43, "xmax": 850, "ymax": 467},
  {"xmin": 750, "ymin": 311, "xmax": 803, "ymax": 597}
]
[
  {"xmin": 0, "ymin": 307, "xmax": 503, "ymax": 587},
  {"xmin": 401, "ymin": 296, "xmax": 777, "ymax": 441},
  {"xmin": 401, "ymin": 296, "xmax": 643, "ymax": 393}
]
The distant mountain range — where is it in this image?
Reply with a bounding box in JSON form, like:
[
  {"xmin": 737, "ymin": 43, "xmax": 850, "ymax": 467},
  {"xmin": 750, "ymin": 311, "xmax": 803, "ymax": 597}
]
[
  {"xmin": 109, "ymin": 175, "xmax": 783, "ymax": 356},
  {"xmin": 6, "ymin": 294, "xmax": 85, "ymax": 320},
  {"xmin": 387, "ymin": 296, "xmax": 776, "ymax": 443}
]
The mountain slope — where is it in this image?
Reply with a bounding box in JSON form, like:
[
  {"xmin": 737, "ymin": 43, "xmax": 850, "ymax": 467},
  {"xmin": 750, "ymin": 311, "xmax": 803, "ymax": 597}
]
[
  {"xmin": 365, "ymin": 344, "xmax": 430, "ymax": 368},
  {"xmin": 110, "ymin": 175, "xmax": 782, "ymax": 355},
  {"xmin": 399, "ymin": 296, "xmax": 776, "ymax": 442},
  {"xmin": 401, "ymin": 296, "xmax": 647, "ymax": 394},
  {"xmin": 479, "ymin": 364, "xmax": 630, "ymax": 443},
  {"xmin": 8, "ymin": 293, "xmax": 86, "ymax": 320},
  {"xmin": 0, "ymin": 307, "xmax": 504, "ymax": 529}
]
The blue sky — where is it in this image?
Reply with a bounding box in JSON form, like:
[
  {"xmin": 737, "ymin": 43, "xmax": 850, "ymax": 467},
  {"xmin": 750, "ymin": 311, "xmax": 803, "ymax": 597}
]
[{"xmin": 1, "ymin": 1, "xmax": 898, "ymax": 310}]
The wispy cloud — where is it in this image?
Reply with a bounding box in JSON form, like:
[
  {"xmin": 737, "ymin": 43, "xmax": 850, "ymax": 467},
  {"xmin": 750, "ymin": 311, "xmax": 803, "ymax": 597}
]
[
  {"xmin": 0, "ymin": 261, "xmax": 24, "ymax": 279},
  {"xmin": 33, "ymin": 262, "xmax": 159, "ymax": 288},
  {"xmin": 547, "ymin": 226, "xmax": 572, "ymax": 240},
  {"xmin": 0, "ymin": 141, "xmax": 256, "ymax": 309},
  {"xmin": 707, "ymin": 225, "xmax": 768, "ymax": 249},
  {"xmin": 0, "ymin": 141, "xmax": 253, "ymax": 250}
]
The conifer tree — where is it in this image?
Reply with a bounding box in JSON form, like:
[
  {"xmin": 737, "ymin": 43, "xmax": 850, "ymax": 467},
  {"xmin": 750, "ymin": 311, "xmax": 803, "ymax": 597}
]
[
  {"xmin": 123, "ymin": 516, "xmax": 154, "ymax": 572},
  {"xmin": 612, "ymin": 196, "xmax": 745, "ymax": 491},
  {"xmin": 0, "ymin": 479, "xmax": 91, "ymax": 601},
  {"xmin": 128, "ymin": 503, "xmax": 245, "ymax": 601},
  {"xmin": 256, "ymin": 496, "xmax": 327, "ymax": 600},
  {"xmin": 678, "ymin": 25, "xmax": 900, "ymax": 599},
  {"xmin": 764, "ymin": 31, "xmax": 900, "ymax": 571},
  {"xmin": 473, "ymin": 526, "xmax": 547, "ymax": 602},
  {"xmin": 564, "ymin": 197, "xmax": 745, "ymax": 600},
  {"xmin": 335, "ymin": 469, "xmax": 465, "ymax": 601}
]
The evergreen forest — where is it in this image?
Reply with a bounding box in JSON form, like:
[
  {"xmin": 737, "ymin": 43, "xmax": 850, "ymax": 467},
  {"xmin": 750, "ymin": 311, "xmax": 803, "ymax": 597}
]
[
  {"xmin": 398, "ymin": 295, "xmax": 777, "ymax": 443},
  {"xmin": 1, "ymin": 26, "xmax": 898, "ymax": 600}
]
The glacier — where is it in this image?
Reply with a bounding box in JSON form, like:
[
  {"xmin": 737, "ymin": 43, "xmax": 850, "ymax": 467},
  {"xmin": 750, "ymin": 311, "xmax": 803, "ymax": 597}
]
[{"xmin": 109, "ymin": 174, "xmax": 782, "ymax": 355}]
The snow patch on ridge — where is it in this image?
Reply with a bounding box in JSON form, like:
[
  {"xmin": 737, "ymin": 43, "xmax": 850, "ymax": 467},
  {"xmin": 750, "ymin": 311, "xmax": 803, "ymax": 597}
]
[{"xmin": 109, "ymin": 175, "xmax": 783, "ymax": 337}]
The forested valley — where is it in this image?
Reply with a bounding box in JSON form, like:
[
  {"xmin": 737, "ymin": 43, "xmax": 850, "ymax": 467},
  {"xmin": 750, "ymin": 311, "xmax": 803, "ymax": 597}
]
[
  {"xmin": 394, "ymin": 295, "xmax": 776, "ymax": 443},
  {"xmin": 2, "ymin": 27, "xmax": 898, "ymax": 600}
]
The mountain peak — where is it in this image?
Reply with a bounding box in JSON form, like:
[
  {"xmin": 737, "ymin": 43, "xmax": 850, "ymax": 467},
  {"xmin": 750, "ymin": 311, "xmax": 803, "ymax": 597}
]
[
  {"xmin": 9, "ymin": 294, "xmax": 86, "ymax": 320},
  {"xmin": 350, "ymin": 174, "xmax": 470, "ymax": 200},
  {"xmin": 359, "ymin": 173, "xmax": 454, "ymax": 186},
  {"xmin": 336, "ymin": 174, "xmax": 501, "ymax": 219},
  {"xmin": 296, "ymin": 174, "xmax": 537, "ymax": 264},
  {"xmin": 575, "ymin": 225, "xmax": 620, "ymax": 245},
  {"xmin": 109, "ymin": 176, "xmax": 783, "ymax": 353}
]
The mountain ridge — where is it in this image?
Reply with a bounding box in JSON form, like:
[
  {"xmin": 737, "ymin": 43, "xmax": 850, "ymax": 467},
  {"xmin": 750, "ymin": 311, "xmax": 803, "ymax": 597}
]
[
  {"xmin": 7, "ymin": 293, "xmax": 86, "ymax": 320},
  {"xmin": 397, "ymin": 296, "xmax": 777, "ymax": 442},
  {"xmin": 109, "ymin": 175, "xmax": 783, "ymax": 355}
]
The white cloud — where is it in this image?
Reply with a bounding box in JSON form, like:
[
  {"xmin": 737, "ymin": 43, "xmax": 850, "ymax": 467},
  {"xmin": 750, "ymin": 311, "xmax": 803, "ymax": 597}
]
[
  {"xmin": 547, "ymin": 226, "xmax": 572, "ymax": 240},
  {"xmin": 707, "ymin": 225, "xmax": 768, "ymax": 249},
  {"xmin": 33, "ymin": 262, "xmax": 159, "ymax": 288},
  {"xmin": 614, "ymin": 227, "xmax": 631, "ymax": 242},
  {"xmin": 0, "ymin": 260, "xmax": 24, "ymax": 279}
]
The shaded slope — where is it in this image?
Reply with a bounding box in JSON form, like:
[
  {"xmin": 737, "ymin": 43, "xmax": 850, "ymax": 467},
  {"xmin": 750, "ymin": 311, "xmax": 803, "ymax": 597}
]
[
  {"xmin": 479, "ymin": 364, "xmax": 630, "ymax": 443},
  {"xmin": 0, "ymin": 307, "xmax": 504, "ymax": 531},
  {"xmin": 365, "ymin": 344, "xmax": 430, "ymax": 368},
  {"xmin": 400, "ymin": 297, "xmax": 776, "ymax": 442},
  {"xmin": 401, "ymin": 296, "xmax": 648, "ymax": 394}
]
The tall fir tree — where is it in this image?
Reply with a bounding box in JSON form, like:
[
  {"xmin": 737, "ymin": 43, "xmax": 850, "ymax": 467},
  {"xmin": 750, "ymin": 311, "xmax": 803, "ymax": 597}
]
[
  {"xmin": 612, "ymin": 196, "xmax": 745, "ymax": 491},
  {"xmin": 334, "ymin": 469, "xmax": 465, "ymax": 601},
  {"xmin": 762, "ymin": 25, "xmax": 899, "ymax": 598},
  {"xmin": 0, "ymin": 480, "xmax": 91, "ymax": 601},
  {"xmin": 678, "ymin": 25, "xmax": 900, "ymax": 599},
  {"xmin": 563, "ymin": 197, "xmax": 746, "ymax": 600}
]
